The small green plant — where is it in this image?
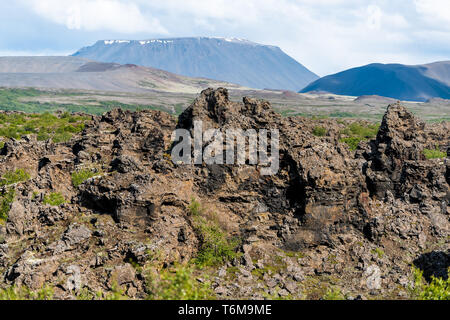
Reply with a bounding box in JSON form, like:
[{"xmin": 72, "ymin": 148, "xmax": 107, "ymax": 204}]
[
  {"xmin": 104, "ymin": 282, "xmax": 128, "ymax": 300},
  {"xmin": 371, "ymin": 248, "xmax": 385, "ymax": 259},
  {"xmin": 281, "ymin": 249, "xmax": 305, "ymax": 259},
  {"xmin": 339, "ymin": 122, "xmax": 379, "ymax": 151},
  {"xmin": 423, "ymin": 146, "xmax": 446, "ymax": 159},
  {"xmin": 31, "ymin": 191, "xmax": 39, "ymax": 200},
  {"xmin": 188, "ymin": 198, "xmax": 202, "ymax": 216},
  {"xmin": 0, "ymin": 169, "xmax": 30, "ymax": 186},
  {"xmin": 312, "ymin": 126, "xmax": 327, "ymax": 137},
  {"xmin": 43, "ymin": 192, "xmax": 66, "ymax": 206},
  {"xmin": 0, "ymin": 188, "xmax": 15, "ymax": 223},
  {"xmin": 147, "ymin": 264, "xmax": 214, "ymax": 300},
  {"xmin": 410, "ymin": 267, "xmax": 450, "ymax": 300},
  {"xmin": 127, "ymin": 257, "xmax": 143, "ymax": 274},
  {"xmin": 71, "ymin": 168, "xmax": 98, "ymax": 188},
  {"xmin": 322, "ymin": 287, "xmax": 345, "ymax": 300},
  {"xmin": 194, "ymin": 217, "xmax": 240, "ymax": 267},
  {"xmin": 189, "ymin": 199, "xmax": 240, "ymax": 267},
  {"xmin": 0, "ymin": 285, "xmax": 54, "ymax": 300},
  {"xmin": 339, "ymin": 137, "xmax": 361, "ymax": 151},
  {"xmin": 262, "ymin": 288, "xmax": 294, "ymax": 300},
  {"xmin": 52, "ymin": 131, "xmax": 73, "ymax": 143}
]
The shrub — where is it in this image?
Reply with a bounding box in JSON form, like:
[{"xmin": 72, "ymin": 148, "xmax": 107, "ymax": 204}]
[
  {"xmin": 423, "ymin": 147, "xmax": 446, "ymax": 159},
  {"xmin": 189, "ymin": 199, "xmax": 240, "ymax": 267},
  {"xmin": 410, "ymin": 267, "xmax": 450, "ymax": 300},
  {"xmin": 0, "ymin": 285, "xmax": 54, "ymax": 300},
  {"xmin": 52, "ymin": 132, "xmax": 73, "ymax": 143},
  {"xmin": 194, "ymin": 216, "xmax": 240, "ymax": 267},
  {"xmin": 339, "ymin": 122, "xmax": 379, "ymax": 151},
  {"xmin": 0, "ymin": 188, "xmax": 15, "ymax": 223},
  {"xmin": 103, "ymin": 282, "xmax": 128, "ymax": 300},
  {"xmin": 0, "ymin": 101, "xmax": 90, "ymax": 142},
  {"xmin": 339, "ymin": 137, "xmax": 361, "ymax": 151},
  {"xmin": 0, "ymin": 169, "xmax": 30, "ymax": 186},
  {"xmin": 322, "ymin": 287, "xmax": 345, "ymax": 300},
  {"xmin": 147, "ymin": 265, "xmax": 214, "ymax": 300},
  {"xmin": 43, "ymin": 192, "xmax": 66, "ymax": 206},
  {"xmin": 188, "ymin": 198, "xmax": 202, "ymax": 216},
  {"xmin": 371, "ymin": 248, "xmax": 385, "ymax": 259},
  {"xmin": 37, "ymin": 132, "xmax": 50, "ymax": 141},
  {"xmin": 71, "ymin": 169, "xmax": 98, "ymax": 188},
  {"xmin": 312, "ymin": 126, "xmax": 327, "ymax": 137},
  {"xmin": 342, "ymin": 122, "xmax": 379, "ymax": 139}
]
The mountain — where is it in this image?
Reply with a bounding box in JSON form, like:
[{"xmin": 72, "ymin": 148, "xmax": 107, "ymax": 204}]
[
  {"xmin": 300, "ymin": 61, "xmax": 450, "ymax": 102},
  {"xmin": 72, "ymin": 37, "xmax": 319, "ymax": 91},
  {"xmin": 0, "ymin": 56, "xmax": 245, "ymax": 94}
]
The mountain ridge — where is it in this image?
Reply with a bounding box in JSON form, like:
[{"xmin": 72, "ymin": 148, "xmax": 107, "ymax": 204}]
[
  {"xmin": 72, "ymin": 37, "xmax": 319, "ymax": 91},
  {"xmin": 0, "ymin": 56, "xmax": 246, "ymax": 94},
  {"xmin": 300, "ymin": 61, "xmax": 450, "ymax": 102}
]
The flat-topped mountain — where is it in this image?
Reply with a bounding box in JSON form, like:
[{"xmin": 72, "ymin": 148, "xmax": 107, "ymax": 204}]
[
  {"xmin": 300, "ymin": 61, "xmax": 450, "ymax": 102},
  {"xmin": 72, "ymin": 37, "xmax": 319, "ymax": 91}
]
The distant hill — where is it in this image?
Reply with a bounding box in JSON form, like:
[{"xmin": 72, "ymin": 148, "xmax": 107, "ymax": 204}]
[
  {"xmin": 0, "ymin": 56, "xmax": 245, "ymax": 94},
  {"xmin": 300, "ymin": 61, "xmax": 450, "ymax": 102},
  {"xmin": 354, "ymin": 95, "xmax": 398, "ymax": 104},
  {"xmin": 72, "ymin": 37, "xmax": 319, "ymax": 91}
]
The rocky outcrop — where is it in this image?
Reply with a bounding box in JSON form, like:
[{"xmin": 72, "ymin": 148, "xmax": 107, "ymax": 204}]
[
  {"xmin": 365, "ymin": 103, "xmax": 449, "ymax": 210},
  {"xmin": 0, "ymin": 88, "xmax": 447, "ymax": 300}
]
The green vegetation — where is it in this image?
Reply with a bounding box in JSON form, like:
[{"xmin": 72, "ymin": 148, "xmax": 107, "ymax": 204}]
[
  {"xmin": 299, "ymin": 274, "xmax": 342, "ymax": 300},
  {"xmin": 281, "ymin": 249, "xmax": 305, "ymax": 259},
  {"xmin": 423, "ymin": 146, "xmax": 446, "ymax": 159},
  {"xmin": 0, "ymin": 169, "xmax": 30, "ymax": 186},
  {"xmin": 0, "ymin": 170, "xmax": 29, "ymax": 222},
  {"xmin": 262, "ymin": 289, "xmax": 294, "ymax": 300},
  {"xmin": 0, "ymin": 109, "xmax": 88, "ymax": 142},
  {"xmin": 174, "ymin": 103, "xmax": 186, "ymax": 115},
  {"xmin": 104, "ymin": 282, "xmax": 129, "ymax": 300},
  {"xmin": 251, "ymin": 255, "xmax": 287, "ymax": 280},
  {"xmin": 339, "ymin": 122, "xmax": 380, "ymax": 151},
  {"xmin": 0, "ymin": 188, "xmax": 15, "ymax": 224},
  {"xmin": 410, "ymin": 267, "xmax": 450, "ymax": 300},
  {"xmin": 312, "ymin": 126, "xmax": 327, "ymax": 137},
  {"xmin": 371, "ymin": 248, "xmax": 385, "ymax": 259},
  {"xmin": 134, "ymin": 199, "xmax": 240, "ymax": 300},
  {"xmin": 189, "ymin": 199, "xmax": 240, "ymax": 267},
  {"xmin": 279, "ymin": 109, "xmax": 297, "ymax": 117},
  {"xmin": 75, "ymin": 288, "xmax": 103, "ymax": 300},
  {"xmin": 0, "ymin": 88, "xmax": 161, "ymax": 115},
  {"xmin": 43, "ymin": 192, "xmax": 66, "ymax": 206},
  {"xmin": 322, "ymin": 287, "xmax": 345, "ymax": 300},
  {"xmin": 147, "ymin": 264, "xmax": 214, "ymax": 300},
  {"xmin": 329, "ymin": 111, "xmax": 359, "ymax": 118},
  {"xmin": 71, "ymin": 168, "xmax": 99, "ymax": 188},
  {"xmin": 339, "ymin": 137, "xmax": 361, "ymax": 151},
  {"xmin": 0, "ymin": 285, "xmax": 54, "ymax": 300},
  {"xmin": 74, "ymin": 282, "xmax": 128, "ymax": 300}
]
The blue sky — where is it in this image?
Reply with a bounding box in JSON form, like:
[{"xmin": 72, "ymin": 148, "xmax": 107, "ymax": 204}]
[{"xmin": 1, "ymin": 0, "xmax": 449, "ymax": 76}]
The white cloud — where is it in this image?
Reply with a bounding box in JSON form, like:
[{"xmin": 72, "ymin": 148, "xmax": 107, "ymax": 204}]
[
  {"xmin": 139, "ymin": 0, "xmax": 422, "ymax": 75},
  {"xmin": 415, "ymin": 0, "xmax": 450, "ymax": 28},
  {"xmin": 366, "ymin": 5, "xmax": 382, "ymax": 30},
  {"xmin": 0, "ymin": 49, "xmax": 72, "ymax": 57},
  {"xmin": 23, "ymin": 0, "xmax": 167, "ymax": 34},
  {"xmin": 4, "ymin": 0, "xmax": 449, "ymax": 76}
]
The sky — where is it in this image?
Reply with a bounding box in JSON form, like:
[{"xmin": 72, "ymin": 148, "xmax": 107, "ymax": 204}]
[{"xmin": 0, "ymin": 0, "xmax": 449, "ymax": 76}]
